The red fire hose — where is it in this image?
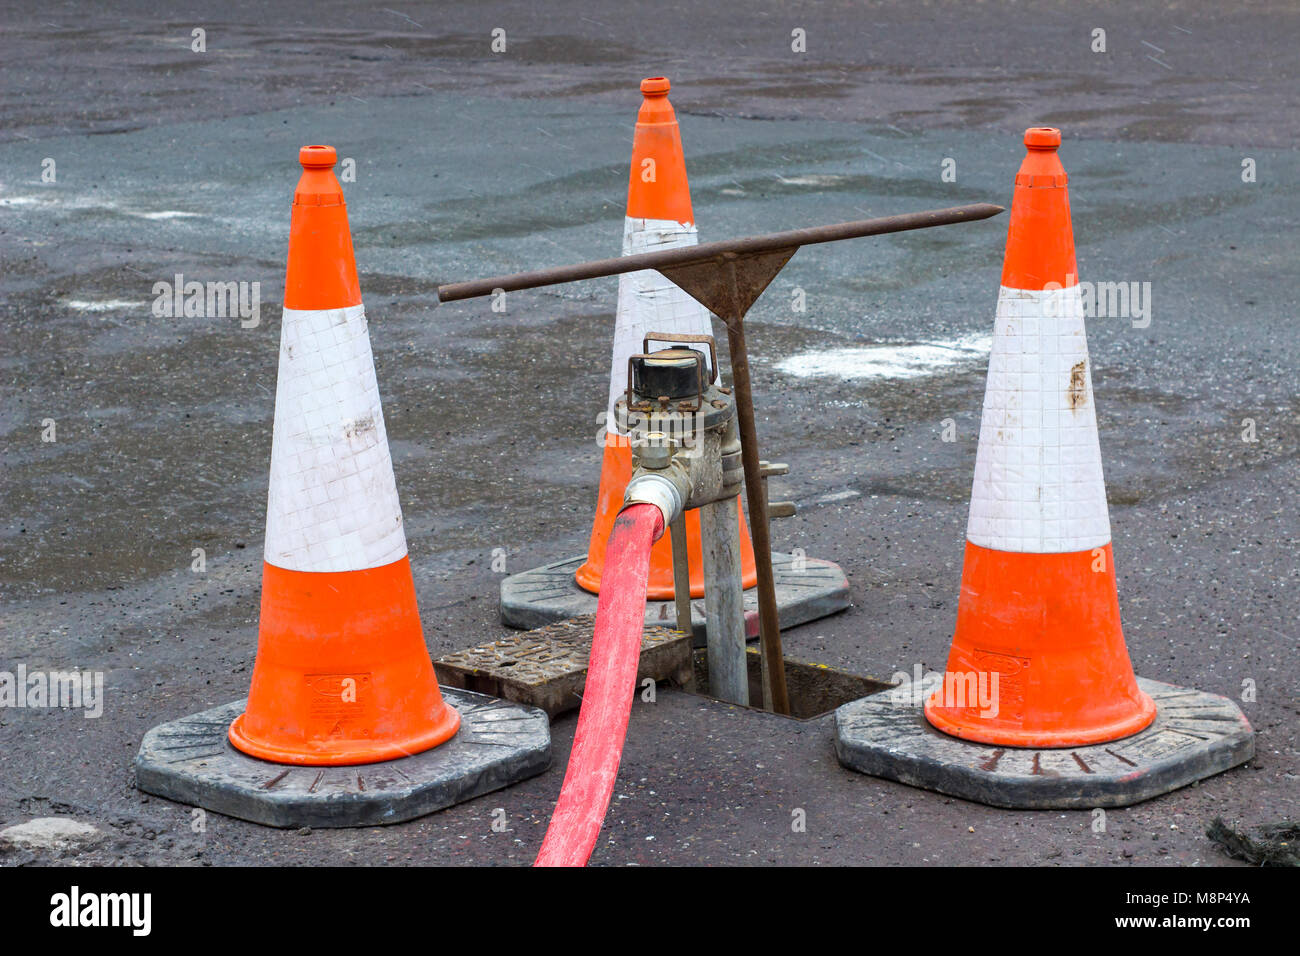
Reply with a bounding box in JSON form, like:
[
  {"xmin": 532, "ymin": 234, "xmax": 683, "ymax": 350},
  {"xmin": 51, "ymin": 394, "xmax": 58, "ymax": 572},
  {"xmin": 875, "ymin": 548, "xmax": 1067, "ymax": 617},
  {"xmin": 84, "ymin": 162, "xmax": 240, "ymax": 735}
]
[{"xmin": 534, "ymin": 503, "xmax": 665, "ymax": 867}]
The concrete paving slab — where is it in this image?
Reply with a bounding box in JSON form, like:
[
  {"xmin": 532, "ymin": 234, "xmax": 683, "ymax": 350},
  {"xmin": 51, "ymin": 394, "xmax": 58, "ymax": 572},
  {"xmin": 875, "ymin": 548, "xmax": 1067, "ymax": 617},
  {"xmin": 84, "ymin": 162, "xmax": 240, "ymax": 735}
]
[{"xmin": 435, "ymin": 616, "xmax": 693, "ymax": 717}]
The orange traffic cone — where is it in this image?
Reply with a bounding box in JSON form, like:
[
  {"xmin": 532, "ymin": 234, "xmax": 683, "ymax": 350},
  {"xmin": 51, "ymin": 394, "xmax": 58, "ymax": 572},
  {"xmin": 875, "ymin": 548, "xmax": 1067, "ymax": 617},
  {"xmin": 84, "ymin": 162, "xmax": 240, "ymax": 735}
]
[
  {"xmin": 923, "ymin": 128, "xmax": 1157, "ymax": 748},
  {"xmin": 228, "ymin": 145, "xmax": 460, "ymax": 766},
  {"xmin": 574, "ymin": 76, "xmax": 758, "ymax": 600}
]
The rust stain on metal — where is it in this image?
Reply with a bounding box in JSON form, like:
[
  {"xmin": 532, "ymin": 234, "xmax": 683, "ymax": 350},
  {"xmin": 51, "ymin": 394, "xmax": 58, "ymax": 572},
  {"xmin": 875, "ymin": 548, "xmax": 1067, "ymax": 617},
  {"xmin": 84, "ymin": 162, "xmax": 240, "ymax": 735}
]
[
  {"xmin": 979, "ymin": 749, "xmax": 1005, "ymax": 772},
  {"xmin": 1067, "ymin": 360, "xmax": 1087, "ymax": 410}
]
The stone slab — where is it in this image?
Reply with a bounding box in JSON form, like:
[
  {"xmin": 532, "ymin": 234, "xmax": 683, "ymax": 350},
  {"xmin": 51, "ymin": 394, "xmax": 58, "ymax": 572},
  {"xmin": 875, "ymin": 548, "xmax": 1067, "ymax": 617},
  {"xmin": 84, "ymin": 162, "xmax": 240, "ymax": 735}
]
[{"xmin": 435, "ymin": 616, "xmax": 692, "ymax": 718}]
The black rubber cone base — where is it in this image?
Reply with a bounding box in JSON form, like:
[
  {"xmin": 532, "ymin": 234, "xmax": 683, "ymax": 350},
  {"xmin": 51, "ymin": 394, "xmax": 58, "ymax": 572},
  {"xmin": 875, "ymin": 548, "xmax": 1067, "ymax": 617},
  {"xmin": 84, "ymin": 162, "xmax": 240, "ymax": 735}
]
[
  {"xmin": 834, "ymin": 673, "xmax": 1254, "ymax": 809},
  {"xmin": 135, "ymin": 687, "xmax": 551, "ymax": 828},
  {"xmin": 500, "ymin": 551, "xmax": 849, "ymax": 644}
]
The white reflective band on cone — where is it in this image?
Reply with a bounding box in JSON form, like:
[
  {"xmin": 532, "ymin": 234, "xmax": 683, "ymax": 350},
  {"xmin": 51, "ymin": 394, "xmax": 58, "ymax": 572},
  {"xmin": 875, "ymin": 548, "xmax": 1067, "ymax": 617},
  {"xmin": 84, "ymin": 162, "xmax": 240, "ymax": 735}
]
[
  {"xmin": 965, "ymin": 284, "xmax": 1112, "ymax": 554},
  {"xmin": 264, "ymin": 304, "xmax": 409, "ymax": 573},
  {"xmin": 605, "ymin": 217, "xmax": 714, "ymax": 433}
]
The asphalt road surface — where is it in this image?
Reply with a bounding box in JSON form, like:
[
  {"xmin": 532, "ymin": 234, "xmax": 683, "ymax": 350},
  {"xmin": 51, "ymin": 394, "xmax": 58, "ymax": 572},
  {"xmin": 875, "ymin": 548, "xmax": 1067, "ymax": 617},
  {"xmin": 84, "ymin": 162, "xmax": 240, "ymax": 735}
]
[{"xmin": 1, "ymin": 1, "xmax": 1296, "ymax": 865}]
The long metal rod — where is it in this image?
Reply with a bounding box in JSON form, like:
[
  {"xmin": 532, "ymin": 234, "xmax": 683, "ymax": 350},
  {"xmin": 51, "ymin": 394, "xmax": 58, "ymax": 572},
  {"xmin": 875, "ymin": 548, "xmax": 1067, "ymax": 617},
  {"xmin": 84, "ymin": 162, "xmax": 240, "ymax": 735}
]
[
  {"xmin": 719, "ymin": 260, "xmax": 791, "ymax": 714},
  {"xmin": 436, "ymin": 203, "xmax": 1003, "ymax": 303}
]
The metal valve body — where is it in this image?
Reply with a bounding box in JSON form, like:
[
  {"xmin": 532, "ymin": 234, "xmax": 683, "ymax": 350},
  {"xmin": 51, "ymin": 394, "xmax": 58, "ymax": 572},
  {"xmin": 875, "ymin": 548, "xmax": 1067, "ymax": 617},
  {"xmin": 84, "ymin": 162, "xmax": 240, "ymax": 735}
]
[{"xmin": 616, "ymin": 340, "xmax": 742, "ymax": 518}]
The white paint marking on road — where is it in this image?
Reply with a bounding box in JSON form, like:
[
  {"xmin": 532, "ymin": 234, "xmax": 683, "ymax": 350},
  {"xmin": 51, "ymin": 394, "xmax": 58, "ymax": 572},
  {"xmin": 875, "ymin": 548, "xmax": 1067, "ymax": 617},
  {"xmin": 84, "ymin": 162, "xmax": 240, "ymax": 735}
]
[
  {"xmin": 63, "ymin": 299, "xmax": 141, "ymax": 312},
  {"xmin": 129, "ymin": 210, "xmax": 200, "ymax": 220},
  {"xmin": 775, "ymin": 174, "xmax": 851, "ymax": 187},
  {"xmin": 775, "ymin": 333, "xmax": 991, "ymax": 381},
  {"xmin": 0, "ymin": 186, "xmax": 201, "ymax": 220}
]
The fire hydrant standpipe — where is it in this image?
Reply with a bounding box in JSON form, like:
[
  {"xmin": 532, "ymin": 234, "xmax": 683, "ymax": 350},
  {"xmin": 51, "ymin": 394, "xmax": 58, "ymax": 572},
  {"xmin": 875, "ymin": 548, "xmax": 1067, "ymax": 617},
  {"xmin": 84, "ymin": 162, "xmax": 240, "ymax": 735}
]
[
  {"xmin": 441, "ymin": 202, "xmax": 1004, "ymax": 866},
  {"xmin": 439, "ymin": 203, "xmax": 1004, "ymax": 714},
  {"xmin": 619, "ymin": 338, "xmax": 749, "ymax": 706}
]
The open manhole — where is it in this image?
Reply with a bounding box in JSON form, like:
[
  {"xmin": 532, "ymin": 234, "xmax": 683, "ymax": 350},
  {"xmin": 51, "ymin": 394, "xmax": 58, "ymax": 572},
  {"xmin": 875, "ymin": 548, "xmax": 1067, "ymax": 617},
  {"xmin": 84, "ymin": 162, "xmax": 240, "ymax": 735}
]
[{"xmin": 691, "ymin": 647, "xmax": 892, "ymax": 721}]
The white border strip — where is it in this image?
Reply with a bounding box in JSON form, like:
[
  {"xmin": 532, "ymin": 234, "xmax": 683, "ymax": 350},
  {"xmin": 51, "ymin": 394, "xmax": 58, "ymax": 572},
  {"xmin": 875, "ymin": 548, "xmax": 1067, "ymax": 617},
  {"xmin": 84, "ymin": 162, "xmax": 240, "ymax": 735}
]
[
  {"xmin": 966, "ymin": 285, "xmax": 1112, "ymax": 553},
  {"xmin": 264, "ymin": 304, "xmax": 408, "ymax": 573}
]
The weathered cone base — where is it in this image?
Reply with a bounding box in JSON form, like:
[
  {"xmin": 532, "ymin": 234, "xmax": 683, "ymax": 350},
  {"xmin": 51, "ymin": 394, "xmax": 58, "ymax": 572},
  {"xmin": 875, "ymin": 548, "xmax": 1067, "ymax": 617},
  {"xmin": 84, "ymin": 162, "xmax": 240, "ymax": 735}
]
[
  {"xmin": 835, "ymin": 673, "xmax": 1254, "ymax": 809},
  {"xmin": 136, "ymin": 687, "xmax": 551, "ymax": 828},
  {"xmin": 501, "ymin": 551, "xmax": 850, "ymax": 643}
]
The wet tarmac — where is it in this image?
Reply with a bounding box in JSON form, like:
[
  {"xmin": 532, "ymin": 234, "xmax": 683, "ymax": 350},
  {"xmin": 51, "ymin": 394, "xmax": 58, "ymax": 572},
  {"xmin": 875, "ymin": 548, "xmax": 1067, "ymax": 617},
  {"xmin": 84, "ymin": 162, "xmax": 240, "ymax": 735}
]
[{"xmin": 1, "ymin": 0, "xmax": 1296, "ymax": 865}]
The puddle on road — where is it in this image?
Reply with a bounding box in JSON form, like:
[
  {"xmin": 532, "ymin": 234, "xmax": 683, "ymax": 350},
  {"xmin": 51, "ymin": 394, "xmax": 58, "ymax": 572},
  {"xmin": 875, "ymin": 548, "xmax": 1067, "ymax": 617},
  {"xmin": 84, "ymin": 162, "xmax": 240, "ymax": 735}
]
[{"xmin": 774, "ymin": 332, "xmax": 991, "ymax": 381}]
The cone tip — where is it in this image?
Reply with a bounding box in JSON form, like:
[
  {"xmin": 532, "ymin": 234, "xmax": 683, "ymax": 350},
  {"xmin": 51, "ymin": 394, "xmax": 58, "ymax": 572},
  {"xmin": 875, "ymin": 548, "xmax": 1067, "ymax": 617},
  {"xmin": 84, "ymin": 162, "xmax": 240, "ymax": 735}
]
[
  {"xmin": 299, "ymin": 144, "xmax": 338, "ymax": 169},
  {"xmin": 1024, "ymin": 127, "xmax": 1061, "ymax": 150},
  {"xmin": 640, "ymin": 76, "xmax": 671, "ymax": 96}
]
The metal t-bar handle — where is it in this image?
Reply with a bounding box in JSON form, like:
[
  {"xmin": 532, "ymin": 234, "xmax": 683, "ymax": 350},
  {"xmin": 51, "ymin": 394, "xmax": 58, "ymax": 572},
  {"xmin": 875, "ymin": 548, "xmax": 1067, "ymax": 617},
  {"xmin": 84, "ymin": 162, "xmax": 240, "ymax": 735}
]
[
  {"xmin": 435, "ymin": 201, "xmax": 1005, "ymax": 713},
  {"xmin": 436, "ymin": 204, "xmax": 1003, "ymax": 303}
]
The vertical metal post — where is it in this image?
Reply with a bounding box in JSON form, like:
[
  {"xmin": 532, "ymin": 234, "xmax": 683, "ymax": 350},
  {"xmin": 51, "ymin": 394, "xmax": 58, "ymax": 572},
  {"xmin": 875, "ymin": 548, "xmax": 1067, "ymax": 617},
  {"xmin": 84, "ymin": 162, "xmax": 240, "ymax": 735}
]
[
  {"xmin": 721, "ymin": 261, "xmax": 791, "ymax": 715},
  {"xmin": 699, "ymin": 497, "xmax": 748, "ymax": 706},
  {"xmin": 667, "ymin": 510, "xmax": 696, "ymax": 692}
]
